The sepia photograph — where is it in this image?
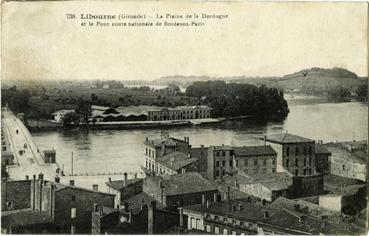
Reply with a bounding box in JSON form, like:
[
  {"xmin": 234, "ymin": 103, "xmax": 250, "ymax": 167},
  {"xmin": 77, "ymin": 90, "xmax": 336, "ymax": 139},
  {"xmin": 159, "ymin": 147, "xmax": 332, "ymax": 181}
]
[{"xmin": 1, "ymin": 1, "xmax": 368, "ymax": 235}]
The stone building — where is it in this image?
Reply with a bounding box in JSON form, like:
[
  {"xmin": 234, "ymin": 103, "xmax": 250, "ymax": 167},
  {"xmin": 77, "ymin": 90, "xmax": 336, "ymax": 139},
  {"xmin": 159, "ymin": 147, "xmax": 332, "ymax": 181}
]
[
  {"xmin": 147, "ymin": 105, "xmax": 212, "ymax": 121},
  {"xmin": 105, "ymin": 173, "xmax": 143, "ymax": 209},
  {"xmin": 142, "ymin": 172, "xmax": 218, "ymax": 211},
  {"xmin": 182, "ymin": 199, "xmax": 354, "ymax": 235},
  {"xmin": 143, "ymin": 136, "xmax": 193, "ymax": 176},
  {"xmin": 1, "ymin": 174, "xmax": 115, "ymax": 234},
  {"xmin": 265, "ymin": 133, "xmax": 317, "ymax": 176},
  {"xmin": 207, "ymin": 145, "xmax": 277, "ymax": 181},
  {"xmin": 315, "ymin": 143, "xmax": 331, "ymax": 174}
]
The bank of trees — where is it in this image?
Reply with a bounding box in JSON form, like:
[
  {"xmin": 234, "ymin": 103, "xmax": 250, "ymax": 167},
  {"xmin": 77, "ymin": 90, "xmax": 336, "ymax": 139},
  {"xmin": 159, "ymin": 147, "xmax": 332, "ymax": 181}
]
[
  {"xmin": 186, "ymin": 81, "xmax": 289, "ymax": 119},
  {"xmin": 1, "ymin": 86, "xmax": 30, "ymax": 114}
]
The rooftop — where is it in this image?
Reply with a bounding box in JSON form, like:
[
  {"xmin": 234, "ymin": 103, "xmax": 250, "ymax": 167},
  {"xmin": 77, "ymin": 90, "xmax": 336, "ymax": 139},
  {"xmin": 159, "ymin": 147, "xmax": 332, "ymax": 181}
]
[
  {"xmin": 122, "ymin": 192, "xmax": 166, "ymax": 214},
  {"xmin": 159, "ymin": 172, "xmax": 218, "ymax": 196},
  {"xmin": 229, "ymin": 172, "xmax": 293, "ymax": 191},
  {"xmin": 315, "ymin": 144, "xmax": 331, "ymax": 155},
  {"xmin": 233, "ymin": 145, "xmax": 277, "ymax": 157},
  {"xmin": 156, "ymin": 152, "xmax": 198, "ymax": 171},
  {"xmin": 106, "ymin": 178, "xmax": 143, "ymax": 191},
  {"xmin": 265, "ymin": 133, "xmax": 315, "ymax": 144}
]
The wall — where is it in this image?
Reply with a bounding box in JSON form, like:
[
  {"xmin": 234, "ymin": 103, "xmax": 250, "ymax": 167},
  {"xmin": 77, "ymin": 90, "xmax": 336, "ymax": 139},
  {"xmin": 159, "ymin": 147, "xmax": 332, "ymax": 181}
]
[
  {"xmin": 291, "ymin": 174, "xmax": 324, "ymax": 198},
  {"xmin": 2, "ymin": 180, "xmax": 31, "ymax": 211},
  {"xmin": 330, "ymin": 151, "xmax": 366, "ymax": 181},
  {"xmin": 121, "ymin": 180, "xmax": 143, "ymax": 201},
  {"xmin": 319, "ymin": 195, "xmax": 342, "ymax": 213},
  {"xmin": 166, "ymin": 191, "xmax": 218, "ymax": 210},
  {"xmin": 54, "ymin": 187, "xmax": 114, "ymax": 234},
  {"xmin": 235, "ymin": 154, "xmax": 276, "ymax": 175}
]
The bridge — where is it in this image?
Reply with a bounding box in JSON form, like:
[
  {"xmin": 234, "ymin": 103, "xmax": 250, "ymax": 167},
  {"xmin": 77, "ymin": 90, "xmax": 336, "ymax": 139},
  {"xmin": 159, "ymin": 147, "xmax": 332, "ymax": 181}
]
[{"xmin": 2, "ymin": 108, "xmax": 61, "ymax": 181}]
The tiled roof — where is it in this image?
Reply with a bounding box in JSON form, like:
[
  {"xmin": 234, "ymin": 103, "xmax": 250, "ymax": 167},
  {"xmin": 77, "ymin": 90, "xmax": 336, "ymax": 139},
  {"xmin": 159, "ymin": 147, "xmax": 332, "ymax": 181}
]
[
  {"xmin": 315, "ymin": 144, "xmax": 331, "ymax": 155},
  {"xmin": 240, "ymin": 172, "xmax": 292, "ymax": 191},
  {"xmin": 233, "ymin": 145, "xmax": 277, "ymax": 157},
  {"xmin": 122, "ymin": 192, "xmax": 166, "ymax": 214},
  {"xmin": 105, "ymin": 178, "xmax": 143, "ymax": 191},
  {"xmin": 183, "ymin": 199, "xmax": 352, "ymax": 235},
  {"xmin": 156, "ymin": 152, "xmax": 198, "ymax": 171},
  {"xmin": 212, "ymin": 145, "xmax": 233, "ymax": 151},
  {"xmin": 265, "ymin": 133, "xmax": 315, "ymax": 144},
  {"xmin": 160, "ymin": 172, "xmax": 218, "ymax": 196}
]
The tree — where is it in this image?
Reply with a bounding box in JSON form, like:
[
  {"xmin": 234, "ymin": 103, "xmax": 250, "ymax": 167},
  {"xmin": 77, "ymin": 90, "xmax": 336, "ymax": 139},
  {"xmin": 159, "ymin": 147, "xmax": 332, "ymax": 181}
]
[
  {"xmin": 62, "ymin": 112, "xmax": 80, "ymax": 125},
  {"xmin": 356, "ymin": 84, "xmax": 368, "ymax": 101},
  {"xmin": 75, "ymin": 98, "xmax": 92, "ymax": 124}
]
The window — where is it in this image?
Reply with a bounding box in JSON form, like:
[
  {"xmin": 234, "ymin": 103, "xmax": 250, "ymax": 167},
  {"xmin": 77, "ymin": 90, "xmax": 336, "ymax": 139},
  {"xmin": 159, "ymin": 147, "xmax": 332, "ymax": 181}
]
[
  {"xmin": 309, "ymin": 168, "xmax": 312, "ymax": 175},
  {"xmin": 71, "ymin": 196, "xmax": 76, "ymax": 201},
  {"xmin": 229, "ymin": 160, "xmax": 233, "ymax": 167},
  {"xmin": 216, "ymin": 152, "xmax": 220, "ymax": 157},
  {"xmin": 295, "ymin": 147, "xmax": 299, "ymax": 155},
  {"xmin": 286, "ymin": 147, "xmax": 290, "ymax": 157},
  {"xmin": 146, "ymin": 147, "xmax": 148, "ymax": 155},
  {"xmin": 214, "ymin": 226, "xmax": 220, "ymax": 234},
  {"xmin": 295, "ymin": 158, "xmax": 299, "ymax": 167},
  {"xmin": 146, "ymin": 160, "xmax": 148, "ymax": 168},
  {"xmin": 309, "ymin": 157, "xmax": 312, "ymax": 166},
  {"xmin": 223, "ymin": 229, "xmax": 228, "ymax": 235},
  {"xmin": 216, "ymin": 170, "xmax": 220, "ymax": 177},
  {"xmin": 149, "ymin": 149, "xmax": 151, "ymax": 157},
  {"xmin": 222, "ymin": 161, "xmax": 226, "ymax": 167},
  {"xmin": 272, "ymin": 168, "xmax": 276, "ymax": 173},
  {"xmin": 205, "ymin": 225, "xmax": 211, "ymax": 233},
  {"xmin": 309, "ymin": 146, "xmax": 313, "ymax": 155},
  {"xmin": 272, "ymin": 159, "xmax": 276, "ymax": 165},
  {"xmin": 303, "ymin": 169, "xmax": 307, "ymax": 175},
  {"xmin": 244, "ymin": 160, "xmax": 248, "ymax": 166},
  {"xmin": 253, "ymin": 169, "xmax": 258, "ymax": 174},
  {"xmin": 254, "ymin": 159, "xmax": 258, "ymax": 166},
  {"xmin": 222, "ymin": 151, "xmax": 226, "ymax": 156},
  {"xmin": 236, "ymin": 160, "xmax": 239, "ymax": 167},
  {"xmin": 263, "ymin": 159, "xmax": 267, "ymax": 166},
  {"xmin": 286, "ymin": 159, "xmax": 289, "ymax": 167},
  {"xmin": 232, "ymin": 231, "xmax": 237, "ymax": 235},
  {"xmin": 222, "ymin": 170, "xmax": 226, "ymax": 176},
  {"xmin": 303, "ymin": 158, "xmax": 306, "ymax": 166},
  {"xmin": 343, "ymin": 165, "xmax": 345, "ymax": 170},
  {"xmin": 216, "ymin": 161, "xmax": 220, "ymax": 167},
  {"xmin": 295, "ymin": 169, "xmax": 299, "ymax": 176}
]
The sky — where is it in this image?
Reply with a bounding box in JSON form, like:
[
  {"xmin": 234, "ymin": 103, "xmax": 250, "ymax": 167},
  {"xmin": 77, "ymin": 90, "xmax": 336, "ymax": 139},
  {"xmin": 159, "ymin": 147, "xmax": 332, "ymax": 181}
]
[{"xmin": 2, "ymin": 1, "xmax": 368, "ymax": 81}]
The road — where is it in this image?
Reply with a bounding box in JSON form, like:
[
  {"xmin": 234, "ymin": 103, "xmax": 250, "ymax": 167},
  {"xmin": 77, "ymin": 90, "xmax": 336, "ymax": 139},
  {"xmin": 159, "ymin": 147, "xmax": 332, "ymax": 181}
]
[{"xmin": 2, "ymin": 108, "xmax": 60, "ymax": 181}]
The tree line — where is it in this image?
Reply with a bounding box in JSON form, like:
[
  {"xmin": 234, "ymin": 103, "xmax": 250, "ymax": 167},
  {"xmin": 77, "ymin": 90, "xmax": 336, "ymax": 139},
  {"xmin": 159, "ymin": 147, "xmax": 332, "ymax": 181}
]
[{"xmin": 185, "ymin": 81, "xmax": 289, "ymax": 119}]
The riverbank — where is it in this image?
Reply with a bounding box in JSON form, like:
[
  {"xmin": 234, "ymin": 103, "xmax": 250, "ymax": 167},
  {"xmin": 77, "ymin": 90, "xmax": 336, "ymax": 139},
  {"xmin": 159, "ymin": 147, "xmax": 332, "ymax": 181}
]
[{"xmin": 26, "ymin": 118, "xmax": 225, "ymax": 132}]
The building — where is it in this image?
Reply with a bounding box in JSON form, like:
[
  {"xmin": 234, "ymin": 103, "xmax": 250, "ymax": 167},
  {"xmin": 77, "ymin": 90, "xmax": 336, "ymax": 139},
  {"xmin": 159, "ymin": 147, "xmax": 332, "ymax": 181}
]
[
  {"xmin": 182, "ymin": 198, "xmax": 355, "ymax": 235},
  {"xmin": 324, "ymin": 141, "xmax": 367, "ymax": 181},
  {"xmin": 236, "ymin": 172, "xmax": 293, "ymax": 203},
  {"xmin": 2, "ymin": 151, "xmax": 14, "ymax": 166},
  {"xmin": 91, "ymin": 201, "xmax": 179, "ymax": 234},
  {"xmin": 265, "ymin": 133, "xmax": 317, "ymax": 176},
  {"xmin": 207, "ymin": 145, "xmax": 277, "ymax": 181},
  {"xmin": 147, "ymin": 105, "xmax": 212, "ymax": 121},
  {"xmin": 52, "ymin": 109, "xmax": 75, "ymax": 123},
  {"xmin": 90, "ymin": 105, "xmax": 212, "ymax": 123},
  {"xmin": 42, "ymin": 150, "xmax": 56, "ymax": 163},
  {"xmin": 1, "ymin": 174, "xmax": 115, "ymax": 234},
  {"xmin": 142, "ymin": 172, "xmax": 218, "ymax": 211},
  {"xmin": 315, "ymin": 143, "xmax": 331, "ymax": 174},
  {"xmin": 143, "ymin": 136, "xmax": 193, "ymax": 176},
  {"xmin": 105, "ymin": 173, "xmax": 143, "ymax": 208}
]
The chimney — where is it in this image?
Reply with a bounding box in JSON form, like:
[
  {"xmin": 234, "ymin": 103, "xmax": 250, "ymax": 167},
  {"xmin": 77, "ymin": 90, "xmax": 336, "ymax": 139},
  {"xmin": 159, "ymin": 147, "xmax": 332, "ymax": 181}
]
[
  {"xmin": 55, "ymin": 176, "xmax": 60, "ymax": 183},
  {"xmin": 202, "ymin": 194, "xmax": 206, "ymax": 205},
  {"xmin": 124, "ymin": 172, "xmax": 128, "ymax": 187},
  {"xmin": 201, "ymin": 144, "xmax": 204, "ymax": 148},
  {"xmin": 187, "ymin": 137, "xmax": 190, "ymax": 144},
  {"xmin": 148, "ymin": 201, "xmax": 156, "ymax": 234},
  {"xmin": 134, "ymin": 173, "xmax": 137, "ymax": 179},
  {"xmin": 94, "ymin": 203, "xmax": 99, "ymax": 212},
  {"xmin": 93, "ymin": 184, "xmax": 98, "ymax": 191},
  {"xmin": 124, "ymin": 202, "xmax": 129, "ymax": 212},
  {"xmin": 70, "ymin": 180, "xmax": 75, "ymax": 186},
  {"xmin": 187, "ymin": 153, "xmax": 191, "ymax": 158},
  {"xmin": 146, "ymin": 137, "xmax": 149, "ymax": 142},
  {"xmin": 25, "ymin": 175, "xmax": 29, "ymax": 180},
  {"xmin": 263, "ymin": 136, "xmax": 267, "ymax": 146},
  {"xmin": 179, "ymin": 207, "xmax": 184, "ymax": 227},
  {"xmin": 184, "ymin": 136, "xmax": 187, "ymax": 142},
  {"xmin": 38, "ymin": 173, "xmax": 44, "ymax": 180},
  {"xmin": 108, "ymin": 177, "xmax": 112, "ymax": 183}
]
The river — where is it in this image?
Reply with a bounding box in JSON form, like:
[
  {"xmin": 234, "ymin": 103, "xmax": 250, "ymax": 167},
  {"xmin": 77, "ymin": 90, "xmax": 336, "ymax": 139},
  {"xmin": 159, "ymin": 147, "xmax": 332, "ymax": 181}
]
[{"xmin": 31, "ymin": 96, "xmax": 367, "ymax": 180}]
